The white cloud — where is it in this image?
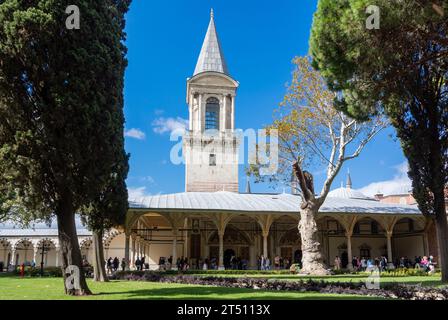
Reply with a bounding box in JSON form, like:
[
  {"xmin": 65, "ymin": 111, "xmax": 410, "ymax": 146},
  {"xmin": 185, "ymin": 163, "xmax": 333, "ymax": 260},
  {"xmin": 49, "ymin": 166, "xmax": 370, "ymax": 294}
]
[
  {"xmin": 152, "ymin": 117, "xmax": 188, "ymax": 135},
  {"xmin": 128, "ymin": 186, "xmax": 151, "ymax": 202},
  {"xmin": 357, "ymin": 161, "xmax": 412, "ymax": 196},
  {"xmin": 124, "ymin": 128, "xmax": 146, "ymax": 140},
  {"xmin": 140, "ymin": 176, "xmax": 155, "ymax": 184}
]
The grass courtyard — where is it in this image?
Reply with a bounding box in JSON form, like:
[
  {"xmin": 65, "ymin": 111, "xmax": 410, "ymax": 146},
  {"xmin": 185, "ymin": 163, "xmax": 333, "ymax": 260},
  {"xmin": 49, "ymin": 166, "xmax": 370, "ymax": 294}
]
[{"xmin": 0, "ymin": 273, "xmax": 443, "ymax": 300}]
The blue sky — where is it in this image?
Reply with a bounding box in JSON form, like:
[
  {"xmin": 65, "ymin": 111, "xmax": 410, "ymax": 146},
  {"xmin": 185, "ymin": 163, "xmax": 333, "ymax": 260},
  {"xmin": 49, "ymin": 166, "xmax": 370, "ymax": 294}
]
[{"xmin": 123, "ymin": 0, "xmax": 410, "ymax": 199}]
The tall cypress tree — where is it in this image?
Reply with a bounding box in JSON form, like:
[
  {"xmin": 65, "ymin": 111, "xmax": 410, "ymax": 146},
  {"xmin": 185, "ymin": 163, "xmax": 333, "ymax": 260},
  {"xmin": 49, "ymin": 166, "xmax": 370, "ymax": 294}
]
[{"xmin": 0, "ymin": 0, "xmax": 131, "ymax": 295}]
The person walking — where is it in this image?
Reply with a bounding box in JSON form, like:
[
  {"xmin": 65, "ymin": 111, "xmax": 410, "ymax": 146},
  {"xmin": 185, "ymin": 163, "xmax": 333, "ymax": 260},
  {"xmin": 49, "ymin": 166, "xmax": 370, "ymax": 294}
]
[
  {"xmin": 121, "ymin": 258, "xmax": 126, "ymax": 271},
  {"xmin": 107, "ymin": 257, "xmax": 113, "ymax": 274},
  {"xmin": 274, "ymin": 255, "xmax": 280, "ymax": 270},
  {"xmin": 113, "ymin": 257, "xmax": 119, "ymax": 272},
  {"xmin": 141, "ymin": 256, "xmax": 146, "ymax": 270},
  {"xmin": 334, "ymin": 256, "xmax": 341, "ymax": 271},
  {"xmin": 265, "ymin": 257, "xmax": 271, "ymax": 271}
]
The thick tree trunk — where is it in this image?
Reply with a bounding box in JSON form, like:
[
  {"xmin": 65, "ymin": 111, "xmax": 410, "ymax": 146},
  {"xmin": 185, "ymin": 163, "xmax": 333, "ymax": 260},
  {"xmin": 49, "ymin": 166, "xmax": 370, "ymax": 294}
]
[
  {"xmin": 298, "ymin": 204, "xmax": 330, "ymax": 275},
  {"xmin": 434, "ymin": 191, "xmax": 448, "ymax": 283},
  {"xmin": 93, "ymin": 229, "xmax": 108, "ymax": 282},
  {"xmin": 56, "ymin": 192, "xmax": 92, "ymax": 295}
]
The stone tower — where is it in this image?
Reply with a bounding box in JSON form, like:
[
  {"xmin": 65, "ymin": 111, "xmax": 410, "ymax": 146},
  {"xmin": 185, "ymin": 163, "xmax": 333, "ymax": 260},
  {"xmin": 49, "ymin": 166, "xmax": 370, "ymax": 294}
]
[{"xmin": 183, "ymin": 9, "xmax": 240, "ymax": 193}]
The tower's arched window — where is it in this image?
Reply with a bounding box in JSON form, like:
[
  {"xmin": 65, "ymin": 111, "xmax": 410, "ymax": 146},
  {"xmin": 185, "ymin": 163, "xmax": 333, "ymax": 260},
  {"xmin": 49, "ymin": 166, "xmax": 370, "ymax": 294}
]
[{"xmin": 205, "ymin": 97, "xmax": 220, "ymax": 130}]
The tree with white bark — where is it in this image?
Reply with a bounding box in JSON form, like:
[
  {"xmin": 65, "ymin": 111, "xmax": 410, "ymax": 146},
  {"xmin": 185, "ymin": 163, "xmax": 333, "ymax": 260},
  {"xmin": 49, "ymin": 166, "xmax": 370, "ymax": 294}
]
[{"xmin": 249, "ymin": 57, "xmax": 386, "ymax": 275}]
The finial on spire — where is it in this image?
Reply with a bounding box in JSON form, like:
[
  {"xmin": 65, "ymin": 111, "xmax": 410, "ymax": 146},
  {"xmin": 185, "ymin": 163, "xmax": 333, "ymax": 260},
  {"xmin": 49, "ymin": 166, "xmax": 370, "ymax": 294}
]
[{"xmin": 210, "ymin": 8, "xmax": 214, "ymax": 19}]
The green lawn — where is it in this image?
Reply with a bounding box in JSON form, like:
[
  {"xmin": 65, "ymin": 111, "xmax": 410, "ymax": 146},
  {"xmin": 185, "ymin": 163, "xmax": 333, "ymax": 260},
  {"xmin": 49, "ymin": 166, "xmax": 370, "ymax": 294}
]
[
  {"xmin": 0, "ymin": 274, "xmax": 443, "ymax": 300},
  {"xmin": 0, "ymin": 276, "xmax": 383, "ymax": 300}
]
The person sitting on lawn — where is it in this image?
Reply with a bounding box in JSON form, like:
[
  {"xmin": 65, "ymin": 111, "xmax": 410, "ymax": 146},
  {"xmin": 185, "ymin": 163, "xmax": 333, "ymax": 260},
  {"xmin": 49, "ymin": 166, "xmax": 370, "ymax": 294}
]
[
  {"xmin": 420, "ymin": 256, "xmax": 429, "ymax": 271},
  {"xmin": 428, "ymin": 256, "xmax": 436, "ymax": 274}
]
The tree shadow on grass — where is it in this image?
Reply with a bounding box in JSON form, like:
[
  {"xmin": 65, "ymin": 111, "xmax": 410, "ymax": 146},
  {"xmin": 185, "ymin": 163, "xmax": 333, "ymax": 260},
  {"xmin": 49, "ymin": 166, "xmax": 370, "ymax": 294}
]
[
  {"xmin": 381, "ymin": 280, "xmax": 444, "ymax": 287},
  {"xmin": 93, "ymin": 285, "xmax": 385, "ymax": 300}
]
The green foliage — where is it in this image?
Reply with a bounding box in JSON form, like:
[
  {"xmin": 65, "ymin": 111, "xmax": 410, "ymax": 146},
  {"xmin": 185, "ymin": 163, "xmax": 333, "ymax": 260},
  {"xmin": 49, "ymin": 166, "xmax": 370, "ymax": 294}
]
[
  {"xmin": 310, "ymin": 0, "xmax": 448, "ymax": 218},
  {"xmin": 13, "ymin": 266, "xmax": 63, "ymax": 277},
  {"xmin": 0, "ymin": 0, "xmax": 131, "ymax": 224}
]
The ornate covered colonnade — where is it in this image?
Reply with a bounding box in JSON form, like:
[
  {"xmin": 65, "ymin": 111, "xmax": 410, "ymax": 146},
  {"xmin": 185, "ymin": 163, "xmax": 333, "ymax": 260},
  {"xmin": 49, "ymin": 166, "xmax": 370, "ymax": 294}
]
[{"xmin": 122, "ymin": 192, "xmax": 429, "ymax": 270}]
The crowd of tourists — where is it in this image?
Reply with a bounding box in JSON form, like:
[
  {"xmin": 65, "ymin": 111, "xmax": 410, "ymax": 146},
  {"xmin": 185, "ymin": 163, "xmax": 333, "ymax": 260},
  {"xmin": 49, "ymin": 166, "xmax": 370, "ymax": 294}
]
[
  {"xmin": 333, "ymin": 255, "xmax": 437, "ymax": 273},
  {"xmin": 257, "ymin": 255, "xmax": 294, "ymax": 270},
  {"xmin": 398, "ymin": 255, "xmax": 437, "ymax": 273},
  {"xmin": 158, "ymin": 256, "xmax": 192, "ymax": 271},
  {"xmin": 106, "ymin": 256, "xmax": 128, "ymax": 273}
]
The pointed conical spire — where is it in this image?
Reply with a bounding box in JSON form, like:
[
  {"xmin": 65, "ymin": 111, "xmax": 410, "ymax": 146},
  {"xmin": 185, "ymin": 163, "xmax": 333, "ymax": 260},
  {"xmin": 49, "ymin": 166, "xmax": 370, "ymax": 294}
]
[
  {"xmin": 245, "ymin": 178, "xmax": 251, "ymax": 194},
  {"xmin": 346, "ymin": 169, "xmax": 352, "ymax": 189},
  {"xmin": 193, "ymin": 9, "xmax": 229, "ymax": 76}
]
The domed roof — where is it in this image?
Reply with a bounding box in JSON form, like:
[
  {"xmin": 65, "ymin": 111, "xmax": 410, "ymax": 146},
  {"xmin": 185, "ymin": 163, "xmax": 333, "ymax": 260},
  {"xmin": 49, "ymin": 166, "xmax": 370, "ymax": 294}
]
[{"xmin": 328, "ymin": 187, "xmax": 373, "ymax": 200}]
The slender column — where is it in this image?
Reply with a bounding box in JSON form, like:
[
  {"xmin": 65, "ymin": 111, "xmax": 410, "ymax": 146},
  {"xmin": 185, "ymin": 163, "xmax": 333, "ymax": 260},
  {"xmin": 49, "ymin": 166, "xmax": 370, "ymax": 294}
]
[
  {"xmin": 55, "ymin": 246, "xmax": 60, "ymax": 267},
  {"xmin": 199, "ymin": 94, "xmax": 204, "ymax": 132},
  {"xmin": 205, "ymin": 244, "xmax": 209, "ymax": 258},
  {"xmin": 183, "ymin": 217, "xmax": 189, "ymax": 258},
  {"xmin": 172, "ymin": 229, "xmax": 178, "ymax": 270},
  {"xmin": 249, "ymin": 245, "xmax": 256, "ymax": 269},
  {"xmin": 230, "ymin": 95, "xmax": 235, "ymax": 130},
  {"xmin": 189, "ymin": 93, "xmax": 194, "ymax": 131},
  {"xmin": 386, "ymin": 231, "xmax": 394, "ymax": 269},
  {"xmin": 131, "ymin": 235, "xmax": 136, "ymax": 269},
  {"xmin": 222, "ymin": 95, "xmax": 227, "ymax": 132},
  {"xmin": 268, "ymin": 234, "xmax": 273, "ymax": 260},
  {"xmin": 137, "ymin": 240, "xmax": 141, "ymax": 258},
  {"xmin": 33, "ymin": 245, "xmax": 38, "ymax": 265},
  {"xmin": 10, "ymin": 249, "xmax": 16, "ymax": 266},
  {"xmin": 262, "ymin": 232, "xmax": 268, "ymax": 259},
  {"xmin": 346, "ymin": 232, "xmax": 353, "ymax": 270},
  {"xmin": 218, "ymin": 231, "xmax": 225, "ymax": 270},
  {"xmin": 124, "ymin": 234, "xmax": 130, "ymax": 270}
]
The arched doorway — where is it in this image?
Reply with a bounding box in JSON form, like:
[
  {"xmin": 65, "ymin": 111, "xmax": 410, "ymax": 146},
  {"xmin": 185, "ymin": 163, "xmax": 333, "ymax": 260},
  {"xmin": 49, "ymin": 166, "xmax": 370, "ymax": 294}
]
[
  {"xmin": 36, "ymin": 239, "xmax": 57, "ymax": 267},
  {"xmin": 279, "ymin": 227, "xmax": 301, "ymax": 267},
  {"xmin": 224, "ymin": 249, "xmax": 236, "ymax": 269},
  {"xmin": 15, "ymin": 239, "xmax": 33, "ymax": 266},
  {"xmin": 352, "ymin": 217, "xmax": 386, "ymax": 261},
  {"xmin": 0, "ymin": 239, "xmax": 11, "ymax": 270},
  {"xmin": 392, "ymin": 217, "xmax": 425, "ymax": 266},
  {"xmin": 208, "ymin": 225, "xmax": 252, "ymax": 269}
]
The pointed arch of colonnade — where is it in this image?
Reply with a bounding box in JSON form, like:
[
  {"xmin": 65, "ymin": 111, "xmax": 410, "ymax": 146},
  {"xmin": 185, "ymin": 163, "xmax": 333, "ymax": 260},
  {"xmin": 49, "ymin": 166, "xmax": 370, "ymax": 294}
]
[
  {"xmin": 320, "ymin": 214, "xmax": 430, "ymax": 269},
  {"xmin": 124, "ymin": 210, "xmax": 301, "ymax": 270},
  {"xmin": 124, "ymin": 210, "xmax": 430, "ymax": 271},
  {"xmin": 202, "ymin": 212, "xmax": 300, "ymax": 269},
  {"xmin": 123, "ymin": 211, "xmax": 186, "ymax": 270},
  {"xmin": 2, "ymin": 238, "xmax": 60, "ymax": 267}
]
